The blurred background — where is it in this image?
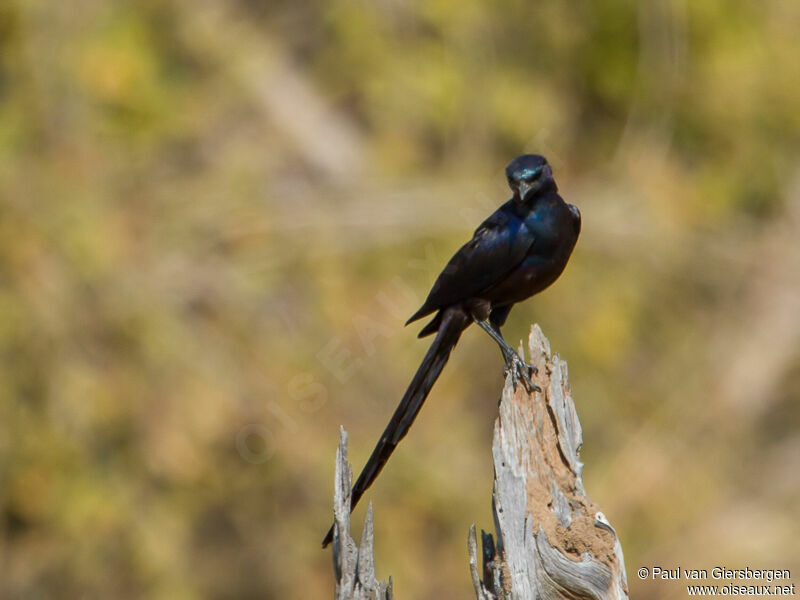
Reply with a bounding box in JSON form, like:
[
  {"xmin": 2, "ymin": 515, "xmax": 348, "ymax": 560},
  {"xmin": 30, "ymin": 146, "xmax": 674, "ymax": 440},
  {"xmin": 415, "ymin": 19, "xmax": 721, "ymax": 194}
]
[{"xmin": 1, "ymin": 0, "xmax": 798, "ymax": 598}]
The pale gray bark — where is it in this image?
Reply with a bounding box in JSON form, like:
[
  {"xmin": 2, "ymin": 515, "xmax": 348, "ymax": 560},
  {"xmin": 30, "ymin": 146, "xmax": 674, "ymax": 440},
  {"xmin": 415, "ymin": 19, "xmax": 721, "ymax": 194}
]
[
  {"xmin": 332, "ymin": 427, "xmax": 394, "ymax": 600},
  {"xmin": 470, "ymin": 325, "xmax": 628, "ymax": 600},
  {"xmin": 329, "ymin": 325, "xmax": 627, "ymax": 600}
]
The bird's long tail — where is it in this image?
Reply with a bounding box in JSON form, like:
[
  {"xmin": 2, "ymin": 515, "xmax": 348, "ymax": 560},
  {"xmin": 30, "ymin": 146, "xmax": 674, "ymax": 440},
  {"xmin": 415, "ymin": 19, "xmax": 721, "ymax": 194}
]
[{"xmin": 321, "ymin": 307, "xmax": 470, "ymax": 548}]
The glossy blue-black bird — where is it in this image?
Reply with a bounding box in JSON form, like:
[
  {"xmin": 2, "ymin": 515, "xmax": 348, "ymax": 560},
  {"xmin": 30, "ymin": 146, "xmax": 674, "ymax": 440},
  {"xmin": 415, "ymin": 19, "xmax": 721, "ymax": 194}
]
[{"xmin": 322, "ymin": 154, "xmax": 580, "ymax": 548}]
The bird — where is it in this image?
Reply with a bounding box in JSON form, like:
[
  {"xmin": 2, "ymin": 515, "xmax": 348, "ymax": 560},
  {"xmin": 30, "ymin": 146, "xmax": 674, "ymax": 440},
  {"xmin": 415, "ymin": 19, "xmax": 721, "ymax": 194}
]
[{"xmin": 322, "ymin": 154, "xmax": 580, "ymax": 548}]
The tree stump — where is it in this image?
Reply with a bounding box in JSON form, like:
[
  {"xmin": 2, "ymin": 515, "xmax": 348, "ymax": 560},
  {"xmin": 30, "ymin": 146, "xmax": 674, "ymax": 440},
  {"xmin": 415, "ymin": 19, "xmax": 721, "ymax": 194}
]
[
  {"xmin": 331, "ymin": 428, "xmax": 394, "ymax": 600},
  {"xmin": 329, "ymin": 325, "xmax": 628, "ymax": 600},
  {"xmin": 470, "ymin": 325, "xmax": 628, "ymax": 600}
]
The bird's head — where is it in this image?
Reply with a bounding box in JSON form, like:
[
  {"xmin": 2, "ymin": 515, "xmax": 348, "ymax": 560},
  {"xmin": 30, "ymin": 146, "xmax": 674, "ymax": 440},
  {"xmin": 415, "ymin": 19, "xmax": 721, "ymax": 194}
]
[{"xmin": 506, "ymin": 154, "xmax": 554, "ymax": 202}]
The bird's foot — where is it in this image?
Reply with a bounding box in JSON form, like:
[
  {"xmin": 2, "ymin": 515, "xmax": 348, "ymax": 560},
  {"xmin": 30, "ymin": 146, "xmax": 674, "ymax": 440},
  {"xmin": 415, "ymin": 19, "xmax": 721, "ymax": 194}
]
[{"xmin": 503, "ymin": 350, "xmax": 540, "ymax": 393}]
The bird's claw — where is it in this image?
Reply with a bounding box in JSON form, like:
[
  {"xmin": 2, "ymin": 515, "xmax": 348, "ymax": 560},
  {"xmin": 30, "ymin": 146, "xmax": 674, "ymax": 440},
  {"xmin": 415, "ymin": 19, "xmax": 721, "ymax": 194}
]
[{"xmin": 503, "ymin": 351, "xmax": 540, "ymax": 393}]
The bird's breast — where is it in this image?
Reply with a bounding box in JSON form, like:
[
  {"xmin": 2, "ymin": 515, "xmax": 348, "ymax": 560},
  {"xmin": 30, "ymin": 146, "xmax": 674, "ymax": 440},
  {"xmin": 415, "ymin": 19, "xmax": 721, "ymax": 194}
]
[
  {"xmin": 485, "ymin": 201, "xmax": 578, "ymax": 303},
  {"xmin": 523, "ymin": 209, "xmax": 563, "ymax": 253}
]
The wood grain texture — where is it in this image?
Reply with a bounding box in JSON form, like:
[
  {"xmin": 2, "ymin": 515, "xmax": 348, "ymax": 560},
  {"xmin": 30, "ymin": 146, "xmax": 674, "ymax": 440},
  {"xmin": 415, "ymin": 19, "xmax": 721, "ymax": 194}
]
[
  {"xmin": 332, "ymin": 427, "xmax": 395, "ymax": 600},
  {"xmin": 470, "ymin": 325, "xmax": 629, "ymax": 600},
  {"xmin": 329, "ymin": 325, "xmax": 627, "ymax": 599}
]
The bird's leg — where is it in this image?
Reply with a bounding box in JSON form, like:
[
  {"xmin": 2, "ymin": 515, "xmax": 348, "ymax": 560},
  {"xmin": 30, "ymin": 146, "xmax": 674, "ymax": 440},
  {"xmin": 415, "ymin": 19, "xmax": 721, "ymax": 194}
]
[
  {"xmin": 474, "ymin": 319, "xmax": 540, "ymax": 392},
  {"xmin": 476, "ymin": 319, "xmax": 535, "ymax": 372}
]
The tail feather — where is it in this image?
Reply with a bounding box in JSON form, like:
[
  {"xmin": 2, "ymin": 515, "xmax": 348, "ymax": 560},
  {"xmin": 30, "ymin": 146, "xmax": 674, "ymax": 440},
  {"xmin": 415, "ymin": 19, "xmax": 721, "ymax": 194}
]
[
  {"xmin": 416, "ymin": 311, "xmax": 442, "ymax": 338},
  {"xmin": 322, "ymin": 307, "xmax": 469, "ymax": 548}
]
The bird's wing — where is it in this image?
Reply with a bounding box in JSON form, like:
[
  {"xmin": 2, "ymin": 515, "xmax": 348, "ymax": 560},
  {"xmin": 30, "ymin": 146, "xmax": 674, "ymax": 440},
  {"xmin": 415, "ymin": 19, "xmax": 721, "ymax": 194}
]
[
  {"xmin": 407, "ymin": 204, "xmax": 534, "ymax": 324},
  {"xmin": 568, "ymin": 203, "xmax": 581, "ymax": 237}
]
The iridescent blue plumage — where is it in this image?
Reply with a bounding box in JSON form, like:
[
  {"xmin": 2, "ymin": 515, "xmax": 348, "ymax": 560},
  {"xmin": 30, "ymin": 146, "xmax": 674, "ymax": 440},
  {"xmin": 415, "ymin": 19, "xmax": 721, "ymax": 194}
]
[
  {"xmin": 322, "ymin": 154, "xmax": 580, "ymax": 549},
  {"xmin": 407, "ymin": 154, "xmax": 578, "ymax": 331}
]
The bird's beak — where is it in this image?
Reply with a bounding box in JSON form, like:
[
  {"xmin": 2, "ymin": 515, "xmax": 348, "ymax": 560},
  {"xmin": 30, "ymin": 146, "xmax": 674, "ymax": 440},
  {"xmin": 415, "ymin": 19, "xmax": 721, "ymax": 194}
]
[{"xmin": 517, "ymin": 180, "xmax": 534, "ymax": 201}]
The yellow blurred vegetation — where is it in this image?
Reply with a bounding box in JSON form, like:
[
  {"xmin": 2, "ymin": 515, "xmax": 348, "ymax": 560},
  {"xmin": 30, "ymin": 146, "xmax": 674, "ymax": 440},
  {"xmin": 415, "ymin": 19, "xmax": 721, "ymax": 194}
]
[{"xmin": 0, "ymin": 1, "xmax": 798, "ymax": 599}]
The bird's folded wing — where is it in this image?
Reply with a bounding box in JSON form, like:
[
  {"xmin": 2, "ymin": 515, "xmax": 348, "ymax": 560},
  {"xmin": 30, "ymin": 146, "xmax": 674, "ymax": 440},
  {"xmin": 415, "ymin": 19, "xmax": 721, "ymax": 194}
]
[{"xmin": 407, "ymin": 207, "xmax": 534, "ymax": 323}]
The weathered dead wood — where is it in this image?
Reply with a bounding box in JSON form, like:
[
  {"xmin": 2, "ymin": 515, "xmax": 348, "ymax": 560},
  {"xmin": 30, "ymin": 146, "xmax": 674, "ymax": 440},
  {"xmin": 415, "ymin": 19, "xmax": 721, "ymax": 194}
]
[
  {"xmin": 332, "ymin": 427, "xmax": 394, "ymax": 600},
  {"xmin": 329, "ymin": 325, "xmax": 627, "ymax": 600},
  {"xmin": 470, "ymin": 325, "xmax": 628, "ymax": 600}
]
